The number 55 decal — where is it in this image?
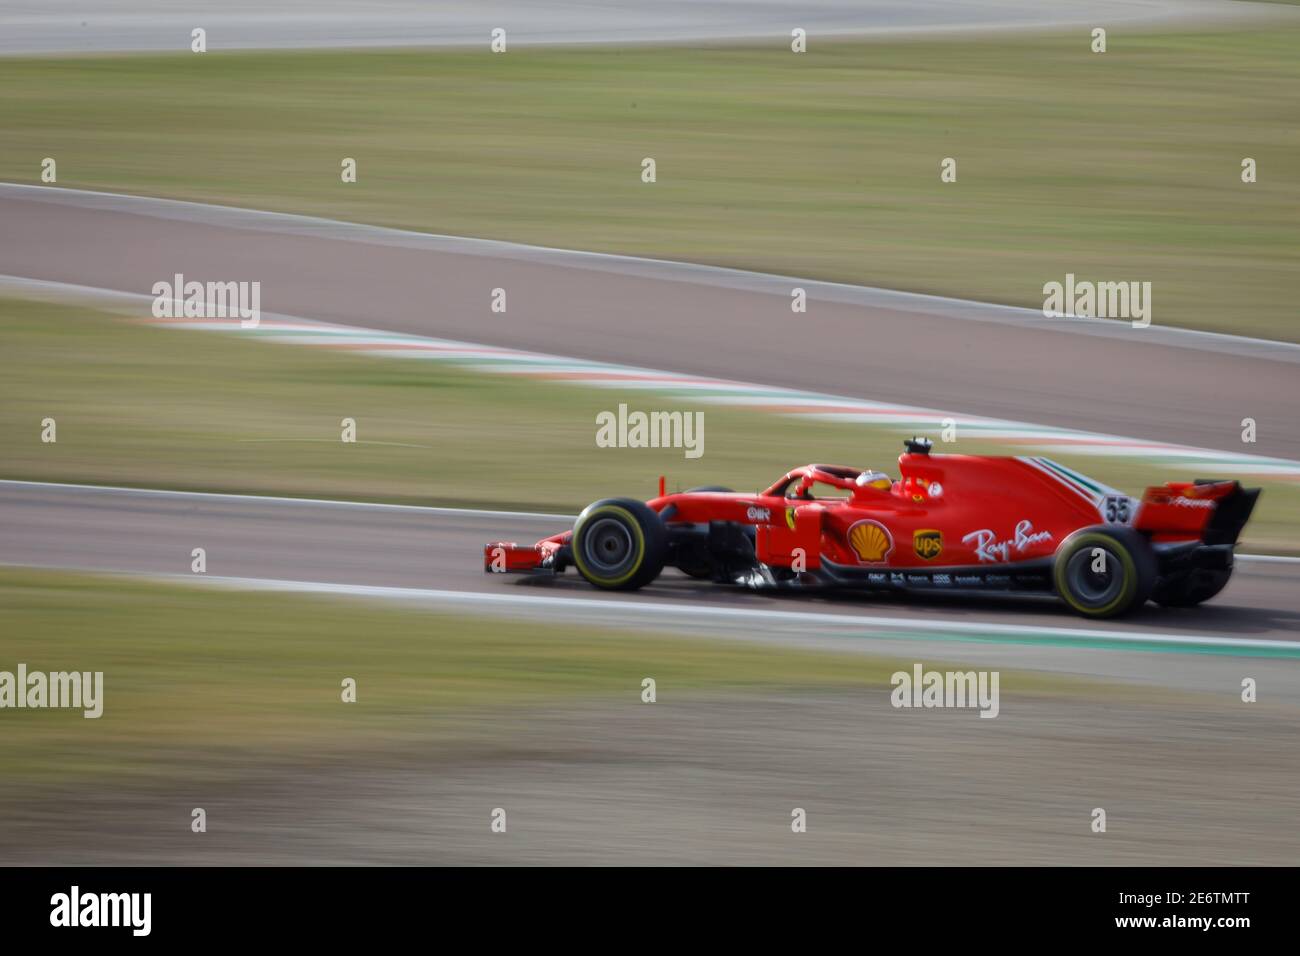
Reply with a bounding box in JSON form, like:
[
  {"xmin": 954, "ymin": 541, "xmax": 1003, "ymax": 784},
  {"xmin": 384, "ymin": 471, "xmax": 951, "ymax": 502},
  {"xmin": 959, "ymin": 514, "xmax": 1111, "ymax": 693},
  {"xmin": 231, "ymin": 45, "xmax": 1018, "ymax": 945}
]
[{"xmin": 1102, "ymin": 495, "xmax": 1134, "ymax": 525}]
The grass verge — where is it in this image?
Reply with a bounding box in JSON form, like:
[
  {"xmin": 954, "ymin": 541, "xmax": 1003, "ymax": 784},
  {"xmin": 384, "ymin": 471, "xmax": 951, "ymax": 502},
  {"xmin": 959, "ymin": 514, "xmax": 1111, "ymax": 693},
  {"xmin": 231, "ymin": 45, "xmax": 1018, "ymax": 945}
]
[{"xmin": 0, "ymin": 566, "xmax": 1091, "ymax": 787}]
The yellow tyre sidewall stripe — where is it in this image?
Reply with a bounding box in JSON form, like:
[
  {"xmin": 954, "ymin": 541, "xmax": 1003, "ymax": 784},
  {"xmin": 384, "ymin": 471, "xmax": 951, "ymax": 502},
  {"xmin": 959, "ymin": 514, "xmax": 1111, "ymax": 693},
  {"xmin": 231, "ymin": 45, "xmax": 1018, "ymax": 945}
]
[
  {"xmin": 573, "ymin": 505, "xmax": 646, "ymax": 587},
  {"xmin": 1055, "ymin": 532, "xmax": 1137, "ymax": 616}
]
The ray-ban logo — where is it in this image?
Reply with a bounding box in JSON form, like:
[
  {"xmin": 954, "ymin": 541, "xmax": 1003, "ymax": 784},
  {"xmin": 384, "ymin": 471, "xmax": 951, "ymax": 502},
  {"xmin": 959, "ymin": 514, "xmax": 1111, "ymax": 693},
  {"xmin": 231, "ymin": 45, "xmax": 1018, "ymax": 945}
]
[{"xmin": 152, "ymin": 272, "xmax": 261, "ymax": 328}]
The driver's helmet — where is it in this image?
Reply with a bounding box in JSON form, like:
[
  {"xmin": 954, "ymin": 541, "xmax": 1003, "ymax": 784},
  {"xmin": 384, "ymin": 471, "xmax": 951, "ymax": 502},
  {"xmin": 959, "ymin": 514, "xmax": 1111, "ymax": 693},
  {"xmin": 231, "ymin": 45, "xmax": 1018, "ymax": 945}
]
[{"xmin": 855, "ymin": 470, "xmax": 893, "ymax": 491}]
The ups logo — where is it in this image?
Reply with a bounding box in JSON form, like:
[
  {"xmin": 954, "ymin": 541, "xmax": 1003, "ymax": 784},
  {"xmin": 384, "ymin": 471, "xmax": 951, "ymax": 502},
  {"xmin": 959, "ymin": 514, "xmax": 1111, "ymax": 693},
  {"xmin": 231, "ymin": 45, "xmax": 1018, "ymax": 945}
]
[{"xmin": 913, "ymin": 529, "xmax": 943, "ymax": 561}]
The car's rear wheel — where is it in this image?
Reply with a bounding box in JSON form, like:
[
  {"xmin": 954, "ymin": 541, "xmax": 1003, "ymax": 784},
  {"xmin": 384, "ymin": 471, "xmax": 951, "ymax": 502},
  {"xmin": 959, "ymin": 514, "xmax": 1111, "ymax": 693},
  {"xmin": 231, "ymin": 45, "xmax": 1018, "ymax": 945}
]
[
  {"xmin": 572, "ymin": 498, "xmax": 666, "ymax": 590},
  {"xmin": 1053, "ymin": 527, "xmax": 1156, "ymax": 619},
  {"xmin": 1152, "ymin": 568, "xmax": 1232, "ymax": 608}
]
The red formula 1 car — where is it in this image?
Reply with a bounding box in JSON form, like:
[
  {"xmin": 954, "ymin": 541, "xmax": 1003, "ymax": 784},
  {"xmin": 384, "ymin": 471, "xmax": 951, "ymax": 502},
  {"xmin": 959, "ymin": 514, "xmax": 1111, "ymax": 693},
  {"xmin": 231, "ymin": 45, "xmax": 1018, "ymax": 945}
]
[{"xmin": 484, "ymin": 438, "xmax": 1259, "ymax": 618}]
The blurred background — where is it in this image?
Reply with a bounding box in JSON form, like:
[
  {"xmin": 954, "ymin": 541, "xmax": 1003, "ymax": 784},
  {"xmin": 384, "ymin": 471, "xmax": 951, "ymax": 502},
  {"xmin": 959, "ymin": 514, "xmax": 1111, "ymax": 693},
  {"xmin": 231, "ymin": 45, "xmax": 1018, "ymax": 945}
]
[{"xmin": 1, "ymin": 1, "xmax": 1298, "ymax": 864}]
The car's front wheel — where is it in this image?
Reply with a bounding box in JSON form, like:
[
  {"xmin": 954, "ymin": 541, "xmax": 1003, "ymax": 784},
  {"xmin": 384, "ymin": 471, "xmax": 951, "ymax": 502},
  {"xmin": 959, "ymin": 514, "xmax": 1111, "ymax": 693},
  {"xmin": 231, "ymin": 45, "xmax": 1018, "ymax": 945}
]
[
  {"xmin": 571, "ymin": 498, "xmax": 667, "ymax": 590},
  {"xmin": 1053, "ymin": 527, "xmax": 1156, "ymax": 618}
]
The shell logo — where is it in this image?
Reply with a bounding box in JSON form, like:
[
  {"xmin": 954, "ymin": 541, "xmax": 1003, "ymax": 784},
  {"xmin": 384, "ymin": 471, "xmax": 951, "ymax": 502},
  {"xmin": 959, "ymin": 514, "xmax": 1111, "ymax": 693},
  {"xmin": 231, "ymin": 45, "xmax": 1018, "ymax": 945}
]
[{"xmin": 848, "ymin": 519, "xmax": 893, "ymax": 563}]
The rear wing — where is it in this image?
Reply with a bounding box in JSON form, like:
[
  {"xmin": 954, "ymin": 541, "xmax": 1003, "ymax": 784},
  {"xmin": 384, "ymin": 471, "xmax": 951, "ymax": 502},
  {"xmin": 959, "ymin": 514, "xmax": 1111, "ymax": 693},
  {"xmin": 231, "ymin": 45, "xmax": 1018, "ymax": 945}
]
[{"xmin": 1137, "ymin": 480, "xmax": 1260, "ymax": 545}]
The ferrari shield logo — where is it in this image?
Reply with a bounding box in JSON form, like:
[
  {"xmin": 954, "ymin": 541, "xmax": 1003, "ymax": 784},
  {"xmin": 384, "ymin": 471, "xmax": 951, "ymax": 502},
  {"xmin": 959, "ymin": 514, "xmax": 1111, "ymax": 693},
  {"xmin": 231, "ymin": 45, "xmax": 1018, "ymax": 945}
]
[
  {"xmin": 913, "ymin": 529, "xmax": 943, "ymax": 561},
  {"xmin": 785, "ymin": 507, "xmax": 797, "ymax": 531}
]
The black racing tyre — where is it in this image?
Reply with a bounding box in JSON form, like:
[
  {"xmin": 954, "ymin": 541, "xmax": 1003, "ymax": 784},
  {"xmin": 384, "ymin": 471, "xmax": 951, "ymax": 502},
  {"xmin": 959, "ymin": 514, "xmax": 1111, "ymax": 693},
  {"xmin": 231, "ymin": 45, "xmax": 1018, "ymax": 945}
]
[
  {"xmin": 572, "ymin": 498, "xmax": 667, "ymax": 590},
  {"xmin": 1151, "ymin": 568, "xmax": 1232, "ymax": 608},
  {"xmin": 1053, "ymin": 527, "xmax": 1157, "ymax": 619}
]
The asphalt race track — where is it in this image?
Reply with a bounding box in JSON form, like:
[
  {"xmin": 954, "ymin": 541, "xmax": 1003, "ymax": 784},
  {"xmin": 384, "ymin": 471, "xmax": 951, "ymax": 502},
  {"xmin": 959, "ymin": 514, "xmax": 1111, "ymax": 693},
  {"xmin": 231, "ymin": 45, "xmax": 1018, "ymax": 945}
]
[
  {"xmin": 4, "ymin": 481, "xmax": 1298, "ymax": 683},
  {"xmin": 0, "ymin": 0, "xmax": 1278, "ymax": 55},
  {"xmin": 2, "ymin": 185, "xmax": 1297, "ymax": 462}
]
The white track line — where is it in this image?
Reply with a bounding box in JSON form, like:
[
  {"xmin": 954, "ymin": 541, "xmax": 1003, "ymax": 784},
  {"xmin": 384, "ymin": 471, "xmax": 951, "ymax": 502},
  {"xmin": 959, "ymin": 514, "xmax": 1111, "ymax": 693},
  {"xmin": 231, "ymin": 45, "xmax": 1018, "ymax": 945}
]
[
  {"xmin": 2, "ymin": 479, "xmax": 1297, "ymax": 562},
  {"xmin": 109, "ymin": 571, "xmax": 1300, "ymax": 654},
  {"xmin": 0, "ymin": 479, "xmax": 569, "ymax": 521}
]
